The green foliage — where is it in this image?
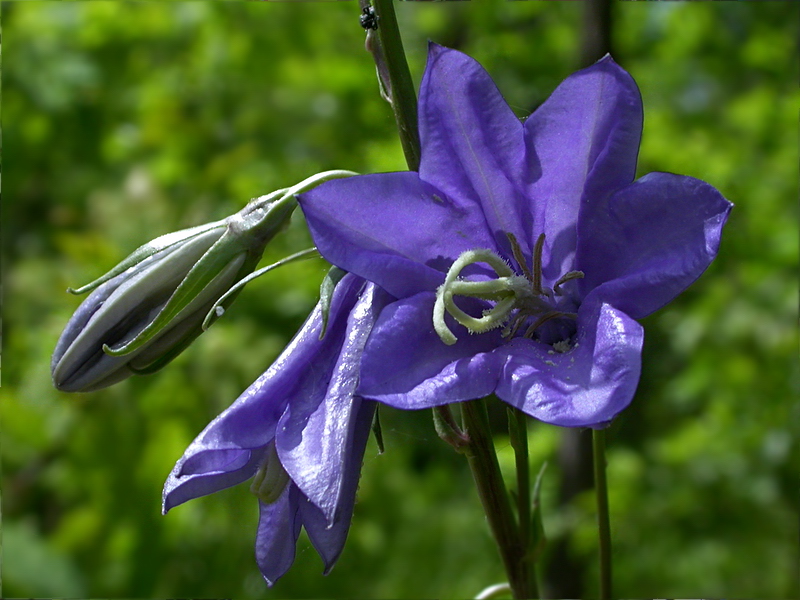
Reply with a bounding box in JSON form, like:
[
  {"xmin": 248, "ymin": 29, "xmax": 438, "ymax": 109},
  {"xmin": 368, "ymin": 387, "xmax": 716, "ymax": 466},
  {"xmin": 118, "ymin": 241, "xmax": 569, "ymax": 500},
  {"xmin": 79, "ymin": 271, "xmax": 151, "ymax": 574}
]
[{"xmin": 3, "ymin": 1, "xmax": 797, "ymax": 598}]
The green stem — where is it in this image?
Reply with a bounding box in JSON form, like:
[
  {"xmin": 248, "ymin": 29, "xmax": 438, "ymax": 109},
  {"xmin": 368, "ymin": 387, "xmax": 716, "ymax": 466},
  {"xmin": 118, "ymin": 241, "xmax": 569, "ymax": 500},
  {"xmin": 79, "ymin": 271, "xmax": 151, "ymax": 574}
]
[
  {"xmin": 509, "ymin": 407, "xmax": 538, "ymax": 597},
  {"xmin": 510, "ymin": 408, "xmax": 531, "ymax": 547},
  {"xmin": 462, "ymin": 399, "xmax": 529, "ymax": 599},
  {"xmin": 371, "ymin": 0, "xmax": 420, "ymax": 171},
  {"xmin": 593, "ymin": 428, "xmax": 612, "ymax": 600}
]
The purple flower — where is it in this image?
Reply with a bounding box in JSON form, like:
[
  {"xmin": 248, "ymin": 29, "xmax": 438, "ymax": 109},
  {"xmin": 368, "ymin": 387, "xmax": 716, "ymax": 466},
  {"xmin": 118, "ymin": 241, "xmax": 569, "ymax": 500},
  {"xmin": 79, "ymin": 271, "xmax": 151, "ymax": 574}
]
[
  {"xmin": 163, "ymin": 274, "xmax": 391, "ymax": 584},
  {"xmin": 299, "ymin": 44, "xmax": 731, "ymax": 428}
]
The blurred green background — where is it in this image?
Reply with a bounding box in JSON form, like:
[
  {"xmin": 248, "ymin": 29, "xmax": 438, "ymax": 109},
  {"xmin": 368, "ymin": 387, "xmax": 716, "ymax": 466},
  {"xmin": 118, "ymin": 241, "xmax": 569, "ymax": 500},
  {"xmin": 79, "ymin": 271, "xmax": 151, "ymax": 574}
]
[{"xmin": 3, "ymin": 1, "xmax": 798, "ymax": 598}]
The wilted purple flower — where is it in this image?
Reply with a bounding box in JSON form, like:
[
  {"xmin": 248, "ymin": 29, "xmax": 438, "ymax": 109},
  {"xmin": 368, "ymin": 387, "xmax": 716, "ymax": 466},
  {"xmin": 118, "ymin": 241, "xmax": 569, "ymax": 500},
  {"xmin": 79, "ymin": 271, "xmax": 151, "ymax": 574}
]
[
  {"xmin": 163, "ymin": 274, "xmax": 392, "ymax": 585},
  {"xmin": 299, "ymin": 44, "xmax": 731, "ymax": 428}
]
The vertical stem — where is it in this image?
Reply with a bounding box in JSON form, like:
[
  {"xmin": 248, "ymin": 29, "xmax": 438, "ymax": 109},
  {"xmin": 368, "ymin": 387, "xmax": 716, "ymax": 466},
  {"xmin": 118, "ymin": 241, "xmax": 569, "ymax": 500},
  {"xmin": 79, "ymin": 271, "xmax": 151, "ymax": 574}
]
[
  {"xmin": 592, "ymin": 428, "xmax": 612, "ymax": 600},
  {"xmin": 580, "ymin": 0, "xmax": 613, "ymax": 67},
  {"xmin": 462, "ymin": 399, "xmax": 529, "ymax": 599},
  {"xmin": 510, "ymin": 408, "xmax": 531, "ymax": 548},
  {"xmin": 371, "ymin": 0, "xmax": 421, "ymax": 171},
  {"xmin": 509, "ymin": 407, "xmax": 538, "ymax": 597},
  {"xmin": 0, "ymin": 490, "xmax": 3, "ymax": 599}
]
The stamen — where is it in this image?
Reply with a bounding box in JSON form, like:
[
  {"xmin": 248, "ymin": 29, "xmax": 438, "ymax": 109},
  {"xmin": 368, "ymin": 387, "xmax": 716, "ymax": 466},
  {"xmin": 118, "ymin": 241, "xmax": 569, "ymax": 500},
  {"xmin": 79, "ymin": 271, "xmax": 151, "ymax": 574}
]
[
  {"xmin": 506, "ymin": 232, "xmax": 534, "ymax": 282},
  {"xmin": 503, "ymin": 311, "xmax": 529, "ymax": 339},
  {"xmin": 532, "ymin": 233, "xmax": 546, "ymax": 294},
  {"xmin": 523, "ymin": 310, "xmax": 577, "ymax": 339},
  {"xmin": 553, "ymin": 270, "xmax": 584, "ymax": 295}
]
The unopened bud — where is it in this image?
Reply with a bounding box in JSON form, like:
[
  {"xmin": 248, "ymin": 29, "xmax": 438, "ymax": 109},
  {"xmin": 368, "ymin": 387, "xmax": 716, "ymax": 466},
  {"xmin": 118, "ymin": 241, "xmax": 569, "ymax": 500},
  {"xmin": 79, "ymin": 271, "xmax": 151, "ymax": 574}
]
[
  {"xmin": 52, "ymin": 170, "xmax": 358, "ymax": 393},
  {"xmin": 52, "ymin": 192, "xmax": 295, "ymax": 392}
]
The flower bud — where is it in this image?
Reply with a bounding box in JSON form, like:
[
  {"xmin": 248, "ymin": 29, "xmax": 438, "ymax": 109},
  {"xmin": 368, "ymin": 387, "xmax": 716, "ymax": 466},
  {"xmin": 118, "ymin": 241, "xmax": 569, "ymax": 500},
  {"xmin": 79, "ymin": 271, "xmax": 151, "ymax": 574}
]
[{"xmin": 52, "ymin": 192, "xmax": 296, "ymax": 392}]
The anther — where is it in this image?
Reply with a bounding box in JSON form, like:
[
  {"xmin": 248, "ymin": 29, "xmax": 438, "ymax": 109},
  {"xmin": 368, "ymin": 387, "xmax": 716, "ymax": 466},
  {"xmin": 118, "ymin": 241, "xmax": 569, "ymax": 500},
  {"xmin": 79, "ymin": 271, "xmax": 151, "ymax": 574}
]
[
  {"xmin": 523, "ymin": 310, "xmax": 577, "ymax": 339},
  {"xmin": 506, "ymin": 232, "xmax": 534, "ymax": 282},
  {"xmin": 553, "ymin": 270, "xmax": 584, "ymax": 295},
  {"xmin": 532, "ymin": 233, "xmax": 546, "ymax": 294}
]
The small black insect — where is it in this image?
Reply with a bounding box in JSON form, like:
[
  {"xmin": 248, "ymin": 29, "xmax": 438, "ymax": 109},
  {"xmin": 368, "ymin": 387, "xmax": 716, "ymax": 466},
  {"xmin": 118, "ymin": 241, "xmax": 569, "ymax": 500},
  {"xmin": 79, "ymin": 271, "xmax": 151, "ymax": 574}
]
[{"xmin": 360, "ymin": 6, "xmax": 379, "ymax": 31}]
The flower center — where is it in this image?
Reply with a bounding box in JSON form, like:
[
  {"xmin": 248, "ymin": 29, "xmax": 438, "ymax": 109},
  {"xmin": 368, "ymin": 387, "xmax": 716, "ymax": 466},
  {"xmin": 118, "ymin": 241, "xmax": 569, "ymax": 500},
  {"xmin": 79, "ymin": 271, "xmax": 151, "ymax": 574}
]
[{"xmin": 433, "ymin": 232, "xmax": 583, "ymax": 347}]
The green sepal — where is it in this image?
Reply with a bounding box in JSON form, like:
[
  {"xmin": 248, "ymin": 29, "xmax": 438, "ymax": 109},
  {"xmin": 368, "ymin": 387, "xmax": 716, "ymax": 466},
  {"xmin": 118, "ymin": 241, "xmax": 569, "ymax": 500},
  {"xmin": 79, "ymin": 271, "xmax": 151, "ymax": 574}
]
[
  {"xmin": 319, "ymin": 266, "xmax": 347, "ymax": 339},
  {"xmin": 128, "ymin": 333, "xmax": 201, "ymax": 375},
  {"xmin": 130, "ymin": 283, "xmax": 250, "ymax": 375},
  {"xmin": 372, "ymin": 405, "xmax": 385, "ymax": 455},
  {"xmin": 103, "ymin": 233, "xmax": 250, "ymax": 357},
  {"xmin": 201, "ymin": 248, "xmax": 320, "ymax": 331},
  {"xmin": 433, "ymin": 405, "xmax": 470, "ymax": 452},
  {"xmin": 67, "ymin": 220, "xmax": 226, "ymax": 295},
  {"xmin": 103, "ymin": 193, "xmax": 298, "ymax": 357}
]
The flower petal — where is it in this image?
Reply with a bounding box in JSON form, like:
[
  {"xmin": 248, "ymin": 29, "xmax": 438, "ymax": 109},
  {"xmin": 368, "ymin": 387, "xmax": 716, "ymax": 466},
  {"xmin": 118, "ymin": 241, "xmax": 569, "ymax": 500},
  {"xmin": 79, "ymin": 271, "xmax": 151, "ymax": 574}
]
[
  {"xmin": 276, "ymin": 282, "xmax": 390, "ymax": 523},
  {"xmin": 359, "ymin": 292, "xmax": 503, "ymax": 408},
  {"xmin": 300, "ymin": 172, "xmax": 495, "ymax": 298},
  {"xmin": 256, "ymin": 485, "xmax": 302, "ymax": 587},
  {"xmin": 419, "ymin": 43, "xmax": 535, "ymax": 262},
  {"xmin": 163, "ymin": 276, "xmax": 371, "ymax": 512},
  {"xmin": 495, "ymin": 300, "xmax": 643, "ymax": 428},
  {"xmin": 524, "ymin": 55, "xmax": 643, "ymax": 280},
  {"xmin": 52, "ymin": 273, "xmax": 122, "ymax": 387},
  {"xmin": 576, "ymin": 172, "xmax": 732, "ymax": 319},
  {"xmin": 171, "ymin": 311, "xmax": 320, "ymax": 453},
  {"xmin": 162, "ymin": 446, "xmax": 266, "ymax": 513},
  {"xmin": 297, "ymin": 399, "xmax": 375, "ymax": 573}
]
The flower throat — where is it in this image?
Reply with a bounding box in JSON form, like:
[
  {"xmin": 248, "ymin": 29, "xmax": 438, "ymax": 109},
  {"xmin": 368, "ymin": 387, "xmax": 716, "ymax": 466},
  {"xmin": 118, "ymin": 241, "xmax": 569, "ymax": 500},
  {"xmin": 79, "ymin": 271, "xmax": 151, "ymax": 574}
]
[{"xmin": 433, "ymin": 232, "xmax": 584, "ymax": 347}]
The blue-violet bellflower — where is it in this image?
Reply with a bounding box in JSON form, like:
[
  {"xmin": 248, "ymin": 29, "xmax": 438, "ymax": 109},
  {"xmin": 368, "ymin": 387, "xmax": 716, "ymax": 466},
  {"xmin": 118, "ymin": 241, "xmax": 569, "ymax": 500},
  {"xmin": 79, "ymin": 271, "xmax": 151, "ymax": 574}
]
[{"xmin": 299, "ymin": 44, "xmax": 732, "ymax": 428}]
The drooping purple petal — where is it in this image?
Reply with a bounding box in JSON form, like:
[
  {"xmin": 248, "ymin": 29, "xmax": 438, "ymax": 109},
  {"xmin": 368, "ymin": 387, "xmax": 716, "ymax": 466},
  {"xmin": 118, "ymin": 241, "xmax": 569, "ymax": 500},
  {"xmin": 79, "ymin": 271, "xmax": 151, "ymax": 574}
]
[
  {"xmin": 171, "ymin": 307, "xmax": 323, "ymax": 454},
  {"xmin": 256, "ymin": 485, "xmax": 303, "ymax": 587},
  {"xmin": 276, "ymin": 283, "xmax": 391, "ymax": 523},
  {"xmin": 300, "ymin": 172, "xmax": 496, "ymax": 299},
  {"xmin": 419, "ymin": 43, "xmax": 535, "ymax": 263},
  {"xmin": 163, "ymin": 274, "xmax": 374, "ymax": 513},
  {"xmin": 358, "ymin": 292, "xmax": 504, "ymax": 408},
  {"xmin": 524, "ymin": 55, "xmax": 643, "ymax": 281},
  {"xmin": 495, "ymin": 299, "xmax": 643, "ymax": 428},
  {"xmin": 162, "ymin": 445, "xmax": 267, "ymax": 513},
  {"xmin": 298, "ymin": 399, "xmax": 376, "ymax": 573},
  {"xmin": 575, "ymin": 172, "xmax": 732, "ymax": 319}
]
